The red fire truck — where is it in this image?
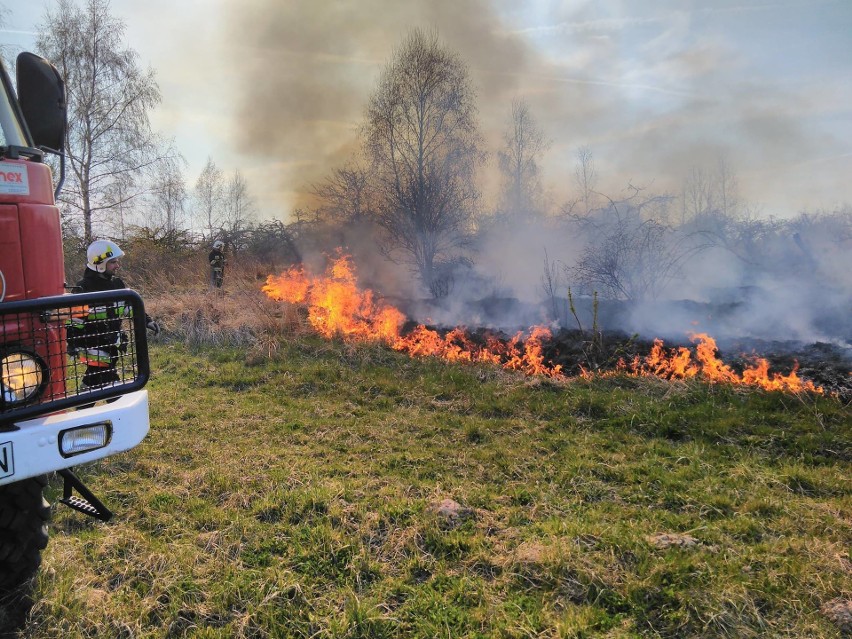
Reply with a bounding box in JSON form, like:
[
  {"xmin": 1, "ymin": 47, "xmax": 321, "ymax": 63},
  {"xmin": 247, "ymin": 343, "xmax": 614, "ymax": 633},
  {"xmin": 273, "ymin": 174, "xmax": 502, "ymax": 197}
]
[{"xmin": 0, "ymin": 53, "xmax": 150, "ymax": 595}]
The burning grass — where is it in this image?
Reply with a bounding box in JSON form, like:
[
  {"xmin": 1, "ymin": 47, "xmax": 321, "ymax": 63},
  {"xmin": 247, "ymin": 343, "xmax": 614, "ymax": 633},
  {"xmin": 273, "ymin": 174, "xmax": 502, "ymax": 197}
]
[
  {"xmin": 260, "ymin": 252, "xmax": 847, "ymax": 399},
  {"xmin": 137, "ymin": 252, "xmax": 849, "ymax": 401},
  {"xmin": 17, "ymin": 340, "xmax": 851, "ymax": 638}
]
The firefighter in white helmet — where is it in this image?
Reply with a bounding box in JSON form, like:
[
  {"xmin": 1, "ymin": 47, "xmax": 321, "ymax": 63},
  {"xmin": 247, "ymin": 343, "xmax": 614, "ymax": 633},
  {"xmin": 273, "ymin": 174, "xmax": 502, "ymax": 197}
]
[{"xmin": 66, "ymin": 240, "xmax": 159, "ymax": 388}]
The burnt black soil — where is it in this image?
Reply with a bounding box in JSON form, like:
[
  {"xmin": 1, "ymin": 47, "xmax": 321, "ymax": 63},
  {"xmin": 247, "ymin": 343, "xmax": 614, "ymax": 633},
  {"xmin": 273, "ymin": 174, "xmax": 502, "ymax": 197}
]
[
  {"xmin": 716, "ymin": 337, "xmax": 852, "ymax": 401},
  {"xmin": 410, "ymin": 321, "xmax": 852, "ymax": 403},
  {"xmin": 543, "ymin": 328, "xmax": 852, "ymax": 402}
]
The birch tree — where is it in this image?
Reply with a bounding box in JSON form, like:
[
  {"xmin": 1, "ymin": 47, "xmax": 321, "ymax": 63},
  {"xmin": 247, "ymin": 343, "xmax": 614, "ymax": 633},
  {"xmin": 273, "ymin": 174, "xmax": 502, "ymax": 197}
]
[
  {"xmin": 497, "ymin": 98, "xmax": 549, "ymax": 218},
  {"xmin": 575, "ymin": 146, "xmax": 597, "ymax": 214},
  {"xmin": 364, "ymin": 28, "xmax": 484, "ymax": 297},
  {"xmin": 194, "ymin": 157, "xmax": 224, "ymax": 239},
  {"xmin": 37, "ymin": 0, "xmax": 165, "ymax": 242},
  {"xmin": 222, "ymin": 169, "xmax": 255, "ymax": 249},
  {"xmin": 149, "ymin": 155, "xmax": 187, "ymax": 234}
]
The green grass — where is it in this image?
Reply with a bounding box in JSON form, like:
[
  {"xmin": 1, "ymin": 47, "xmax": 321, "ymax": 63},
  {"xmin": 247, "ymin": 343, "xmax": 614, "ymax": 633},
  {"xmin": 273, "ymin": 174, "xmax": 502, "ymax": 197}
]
[{"xmin": 20, "ymin": 339, "xmax": 852, "ymax": 638}]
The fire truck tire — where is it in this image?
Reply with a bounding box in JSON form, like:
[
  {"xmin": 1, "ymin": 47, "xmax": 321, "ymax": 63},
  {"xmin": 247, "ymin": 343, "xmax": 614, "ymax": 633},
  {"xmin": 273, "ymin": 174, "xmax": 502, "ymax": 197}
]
[{"xmin": 0, "ymin": 476, "xmax": 51, "ymax": 593}]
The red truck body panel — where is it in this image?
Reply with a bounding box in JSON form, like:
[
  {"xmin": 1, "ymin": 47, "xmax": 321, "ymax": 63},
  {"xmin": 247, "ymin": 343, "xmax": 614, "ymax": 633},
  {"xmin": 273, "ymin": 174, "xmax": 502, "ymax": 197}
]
[
  {"xmin": 0, "ymin": 159, "xmax": 67, "ymax": 405},
  {"xmin": 0, "ymin": 160, "xmax": 64, "ymax": 302}
]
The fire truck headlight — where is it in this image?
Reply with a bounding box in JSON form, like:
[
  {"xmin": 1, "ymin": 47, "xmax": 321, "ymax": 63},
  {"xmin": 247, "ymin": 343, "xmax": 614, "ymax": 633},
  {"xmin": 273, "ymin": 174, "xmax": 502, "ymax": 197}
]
[
  {"xmin": 1, "ymin": 352, "xmax": 46, "ymax": 405},
  {"xmin": 59, "ymin": 422, "xmax": 112, "ymax": 457}
]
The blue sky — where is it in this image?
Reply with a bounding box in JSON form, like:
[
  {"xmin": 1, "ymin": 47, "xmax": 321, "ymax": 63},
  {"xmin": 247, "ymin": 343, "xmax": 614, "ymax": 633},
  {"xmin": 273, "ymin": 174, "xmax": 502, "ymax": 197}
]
[{"xmin": 3, "ymin": 0, "xmax": 851, "ymax": 221}]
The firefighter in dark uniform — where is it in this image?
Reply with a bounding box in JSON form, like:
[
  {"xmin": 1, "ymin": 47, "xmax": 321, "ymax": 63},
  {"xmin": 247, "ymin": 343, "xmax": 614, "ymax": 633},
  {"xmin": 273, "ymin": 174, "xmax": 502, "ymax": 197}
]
[
  {"xmin": 66, "ymin": 240, "xmax": 159, "ymax": 388},
  {"xmin": 209, "ymin": 240, "xmax": 225, "ymax": 288}
]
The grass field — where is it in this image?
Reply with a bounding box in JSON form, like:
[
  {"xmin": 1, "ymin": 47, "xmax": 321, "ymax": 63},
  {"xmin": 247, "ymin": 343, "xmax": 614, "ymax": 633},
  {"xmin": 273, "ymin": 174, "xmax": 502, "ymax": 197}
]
[{"xmin": 16, "ymin": 338, "xmax": 852, "ymax": 638}]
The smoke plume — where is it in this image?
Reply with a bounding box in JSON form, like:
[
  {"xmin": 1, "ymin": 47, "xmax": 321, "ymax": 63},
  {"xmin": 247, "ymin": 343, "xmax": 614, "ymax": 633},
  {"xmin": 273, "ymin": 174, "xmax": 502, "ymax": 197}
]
[{"xmin": 225, "ymin": 1, "xmax": 852, "ymax": 351}]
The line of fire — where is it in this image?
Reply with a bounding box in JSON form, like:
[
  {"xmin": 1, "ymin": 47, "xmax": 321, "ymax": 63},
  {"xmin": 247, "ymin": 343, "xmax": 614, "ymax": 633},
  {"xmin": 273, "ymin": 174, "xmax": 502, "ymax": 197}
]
[{"xmin": 261, "ymin": 251, "xmax": 834, "ymax": 396}]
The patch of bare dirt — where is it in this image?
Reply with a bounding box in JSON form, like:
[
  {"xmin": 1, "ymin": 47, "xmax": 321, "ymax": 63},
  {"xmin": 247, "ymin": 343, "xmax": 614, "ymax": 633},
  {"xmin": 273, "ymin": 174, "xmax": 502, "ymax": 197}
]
[{"xmin": 821, "ymin": 598, "xmax": 852, "ymax": 635}]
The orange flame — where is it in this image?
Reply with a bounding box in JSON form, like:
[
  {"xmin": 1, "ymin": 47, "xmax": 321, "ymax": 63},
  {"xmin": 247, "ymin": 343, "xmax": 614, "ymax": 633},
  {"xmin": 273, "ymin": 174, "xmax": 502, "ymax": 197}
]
[
  {"xmin": 263, "ymin": 253, "xmax": 822, "ymax": 393},
  {"xmin": 262, "ymin": 255, "xmax": 405, "ymax": 342},
  {"xmin": 262, "ymin": 252, "xmax": 564, "ymax": 378},
  {"xmin": 631, "ymin": 333, "xmax": 823, "ymax": 394}
]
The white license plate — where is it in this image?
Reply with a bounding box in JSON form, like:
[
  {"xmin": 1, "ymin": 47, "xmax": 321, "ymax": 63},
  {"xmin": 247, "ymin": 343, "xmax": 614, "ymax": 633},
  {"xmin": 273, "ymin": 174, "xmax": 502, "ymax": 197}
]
[{"xmin": 0, "ymin": 441, "xmax": 14, "ymax": 479}]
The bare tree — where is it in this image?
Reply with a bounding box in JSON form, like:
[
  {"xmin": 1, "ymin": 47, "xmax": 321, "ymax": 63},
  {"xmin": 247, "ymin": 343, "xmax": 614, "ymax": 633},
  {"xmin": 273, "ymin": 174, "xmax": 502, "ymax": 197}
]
[
  {"xmin": 364, "ymin": 28, "xmax": 484, "ymax": 297},
  {"xmin": 568, "ymin": 187, "xmax": 692, "ymax": 301},
  {"xmin": 37, "ymin": 0, "xmax": 167, "ymax": 243},
  {"xmin": 574, "ymin": 146, "xmax": 597, "ymax": 214},
  {"xmin": 540, "ymin": 248, "xmax": 564, "ymax": 324},
  {"xmin": 222, "ymin": 169, "xmax": 255, "ymax": 248},
  {"xmin": 678, "ymin": 157, "xmax": 757, "ymax": 265},
  {"xmin": 194, "ymin": 157, "xmax": 224, "ymax": 239},
  {"xmin": 102, "ymin": 172, "xmax": 135, "ymax": 240},
  {"xmin": 244, "ymin": 219, "xmax": 302, "ymax": 272},
  {"xmin": 311, "ymin": 161, "xmax": 375, "ymax": 226},
  {"xmin": 682, "ymin": 165, "xmax": 714, "ymax": 223},
  {"xmin": 715, "ymin": 155, "xmax": 739, "ymax": 218},
  {"xmin": 306, "ymin": 160, "xmax": 386, "ymax": 259},
  {"xmin": 497, "ymin": 98, "xmax": 549, "ymax": 217},
  {"xmin": 149, "ymin": 155, "xmax": 188, "ymax": 234},
  {"xmin": 681, "ymin": 156, "xmax": 740, "ymax": 223}
]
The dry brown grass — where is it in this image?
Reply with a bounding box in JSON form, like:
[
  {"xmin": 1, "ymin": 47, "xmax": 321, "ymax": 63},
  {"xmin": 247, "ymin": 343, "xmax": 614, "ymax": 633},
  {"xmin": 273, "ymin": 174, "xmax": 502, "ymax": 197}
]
[{"xmin": 143, "ymin": 271, "xmax": 309, "ymax": 351}]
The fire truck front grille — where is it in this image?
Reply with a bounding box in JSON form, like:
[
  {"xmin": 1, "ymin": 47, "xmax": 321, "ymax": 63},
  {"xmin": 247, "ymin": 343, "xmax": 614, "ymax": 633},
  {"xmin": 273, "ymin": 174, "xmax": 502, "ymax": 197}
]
[{"xmin": 0, "ymin": 290, "xmax": 150, "ymax": 425}]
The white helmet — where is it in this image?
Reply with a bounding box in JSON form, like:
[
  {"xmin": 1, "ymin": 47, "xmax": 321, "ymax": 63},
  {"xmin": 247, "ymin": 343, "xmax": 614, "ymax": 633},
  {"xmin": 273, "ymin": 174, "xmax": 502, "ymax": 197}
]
[
  {"xmin": 213, "ymin": 240, "xmax": 224, "ymax": 249},
  {"xmin": 86, "ymin": 240, "xmax": 125, "ymax": 273}
]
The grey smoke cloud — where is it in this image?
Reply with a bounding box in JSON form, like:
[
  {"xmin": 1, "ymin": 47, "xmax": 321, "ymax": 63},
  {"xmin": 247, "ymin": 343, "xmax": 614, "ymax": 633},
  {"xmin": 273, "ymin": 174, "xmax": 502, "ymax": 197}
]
[
  {"xmin": 219, "ymin": 1, "xmax": 850, "ymax": 347},
  {"xmin": 223, "ymin": 0, "xmax": 851, "ymax": 217},
  {"xmin": 9, "ymin": 0, "xmax": 850, "ymax": 217},
  {"xmin": 224, "ymin": 0, "xmax": 541, "ymax": 210}
]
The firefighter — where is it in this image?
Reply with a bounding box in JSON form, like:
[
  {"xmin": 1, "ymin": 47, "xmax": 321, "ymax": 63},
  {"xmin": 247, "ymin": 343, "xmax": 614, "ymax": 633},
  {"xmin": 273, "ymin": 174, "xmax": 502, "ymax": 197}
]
[
  {"xmin": 67, "ymin": 240, "xmax": 159, "ymax": 388},
  {"xmin": 209, "ymin": 240, "xmax": 226, "ymax": 288}
]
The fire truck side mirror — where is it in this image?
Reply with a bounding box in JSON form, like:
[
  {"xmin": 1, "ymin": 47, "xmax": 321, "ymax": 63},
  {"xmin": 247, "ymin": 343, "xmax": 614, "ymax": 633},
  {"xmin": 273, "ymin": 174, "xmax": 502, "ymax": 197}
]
[{"xmin": 16, "ymin": 52, "xmax": 66, "ymax": 154}]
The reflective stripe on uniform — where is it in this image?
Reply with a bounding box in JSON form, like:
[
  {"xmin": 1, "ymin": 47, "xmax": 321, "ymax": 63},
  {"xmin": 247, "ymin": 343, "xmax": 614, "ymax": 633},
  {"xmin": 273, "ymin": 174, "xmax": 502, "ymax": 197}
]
[
  {"xmin": 66, "ymin": 317, "xmax": 85, "ymax": 328},
  {"xmin": 79, "ymin": 348, "xmax": 113, "ymax": 367},
  {"xmin": 85, "ymin": 302, "xmax": 131, "ymax": 320},
  {"xmin": 88, "ymin": 305, "xmax": 110, "ymax": 320}
]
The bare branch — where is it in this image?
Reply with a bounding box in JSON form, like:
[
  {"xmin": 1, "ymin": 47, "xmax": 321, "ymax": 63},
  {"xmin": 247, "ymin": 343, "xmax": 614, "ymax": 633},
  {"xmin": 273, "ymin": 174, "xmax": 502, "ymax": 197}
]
[{"xmin": 364, "ymin": 28, "xmax": 484, "ymax": 297}]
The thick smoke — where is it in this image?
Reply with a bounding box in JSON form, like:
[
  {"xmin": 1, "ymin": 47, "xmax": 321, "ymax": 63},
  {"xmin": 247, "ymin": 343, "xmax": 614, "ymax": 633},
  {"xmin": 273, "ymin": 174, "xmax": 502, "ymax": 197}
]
[
  {"xmin": 227, "ymin": 2, "xmax": 852, "ymax": 351},
  {"xmin": 224, "ymin": 2, "xmax": 851, "ymax": 211},
  {"xmin": 225, "ymin": 0, "xmax": 541, "ymax": 212},
  {"xmin": 417, "ymin": 209, "xmax": 852, "ymax": 352},
  {"xmin": 569, "ymin": 211, "xmax": 851, "ymax": 349}
]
